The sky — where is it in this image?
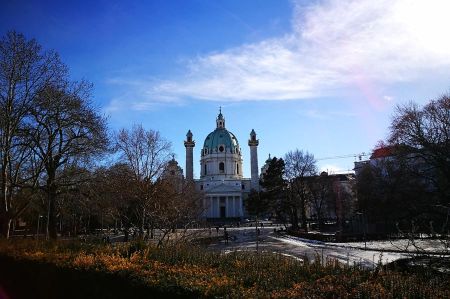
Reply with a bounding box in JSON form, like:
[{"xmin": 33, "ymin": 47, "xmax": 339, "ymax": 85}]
[{"xmin": 1, "ymin": 0, "xmax": 449, "ymax": 178}]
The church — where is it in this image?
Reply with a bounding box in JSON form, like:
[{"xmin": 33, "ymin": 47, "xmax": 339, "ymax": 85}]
[{"xmin": 184, "ymin": 110, "xmax": 260, "ymax": 219}]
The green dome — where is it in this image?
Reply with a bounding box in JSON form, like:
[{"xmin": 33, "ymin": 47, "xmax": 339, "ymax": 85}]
[{"xmin": 203, "ymin": 128, "xmax": 239, "ymax": 153}]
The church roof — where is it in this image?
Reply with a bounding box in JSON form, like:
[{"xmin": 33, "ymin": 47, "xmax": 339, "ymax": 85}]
[{"xmin": 203, "ymin": 128, "xmax": 239, "ymax": 152}]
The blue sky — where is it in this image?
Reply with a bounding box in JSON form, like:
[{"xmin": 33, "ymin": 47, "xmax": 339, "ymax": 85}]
[{"xmin": 2, "ymin": 0, "xmax": 449, "ymax": 178}]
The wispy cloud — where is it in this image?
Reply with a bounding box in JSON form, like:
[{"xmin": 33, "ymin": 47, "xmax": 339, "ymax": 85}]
[
  {"xmin": 107, "ymin": 0, "xmax": 450, "ymax": 109},
  {"xmin": 103, "ymin": 78, "xmax": 186, "ymax": 114},
  {"xmin": 302, "ymin": 109, "xmax": 357, "ymax": 120}
]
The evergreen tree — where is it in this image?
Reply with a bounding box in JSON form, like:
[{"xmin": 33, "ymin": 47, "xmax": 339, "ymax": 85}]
[{"xmin": 258, "ymin": 157, "xmax": 288, "ymax": 223}]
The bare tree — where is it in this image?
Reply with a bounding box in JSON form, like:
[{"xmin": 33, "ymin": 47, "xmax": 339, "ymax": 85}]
[
  {"xmin": 152, "ymin": 180, "xmax": 204, "ymax": 247},
  {"xmin": 0, "ymin": 31, "xmax": 66, "ymax": 238},
  {"xmin": 54, "ymin": 166, "xmax": 102, "ymax": 237},
  {"xmin": 29, "ymin": 82, "xmax": 108, "ymax": 239},
  {"xmin": 115, "ymin": 125, "xmax": 172, "ymax": 237},
  {"xmin": 386, "ymin": 95, "xmax": 450, "ymax": 259},
  {"xmin": 307, "ymin": 174, "xmax": 336, "ymax": 230},
  {"xmin": 356, "ymin": 150, "xmax": 429, "ymax": 236},
  {"xmin": 389, "ymin": 95, "xmax": 450, "ymax": 205},
  {"xmin": 96, "ymin": 163, "xmax": 141, "ymax": 241},
  {"xmin": 285, "ymin": 149, "xmax": 317, "ymax": 231}
]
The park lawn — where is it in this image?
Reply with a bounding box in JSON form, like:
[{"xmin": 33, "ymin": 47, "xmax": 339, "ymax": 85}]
[{"xmin": 0, "ymin": 239, "xmax": 449, "ymax": 298}]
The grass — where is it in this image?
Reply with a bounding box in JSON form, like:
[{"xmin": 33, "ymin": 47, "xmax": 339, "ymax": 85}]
[{"xmin": 0, "ymin": 239, "xmax": 449, "ymax": 298}]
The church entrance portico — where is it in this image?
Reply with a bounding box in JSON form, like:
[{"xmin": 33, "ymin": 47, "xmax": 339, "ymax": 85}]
[{"xmin": 203, "ymin": 194, "xmax": 243, "ymax": 218}]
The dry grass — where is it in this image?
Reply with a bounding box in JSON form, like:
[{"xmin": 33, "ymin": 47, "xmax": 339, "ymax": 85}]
[{"xmin": 0, "ymin": 239, "xmax": 449, "ymax": 298}]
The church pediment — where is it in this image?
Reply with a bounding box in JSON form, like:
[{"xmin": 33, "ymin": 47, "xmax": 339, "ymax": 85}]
[{"xmin": 204, "ymin": 182, "xmax": 242, "ymax": 193}]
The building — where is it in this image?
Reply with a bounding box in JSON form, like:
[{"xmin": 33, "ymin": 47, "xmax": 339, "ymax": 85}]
[
  {"xmin": 161, "ymin": 156, "xmax": 184, "ymax": 191},
  {"xmin": 354, "ymin": 145, "xmax": 432, "ymax": 184},
  {"xmin": 184, "ymin": 109, "xmax": 260, "ymax": 219},
  {"xmin": 351, "ymin": 144, "xmax": 445, "ymax": 234},
  {"xmin": 353, "ymin": 146, "xmax": 398, "ymax": 177}
]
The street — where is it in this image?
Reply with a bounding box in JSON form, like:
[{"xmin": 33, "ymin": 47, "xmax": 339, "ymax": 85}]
[{"xmin": 207, "ymin": 226, "xmax": 408, "ymax": 268}]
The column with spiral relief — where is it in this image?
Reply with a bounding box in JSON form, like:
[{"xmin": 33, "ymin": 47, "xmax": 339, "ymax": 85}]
[
  {"xmin": 184, "ymin": 130, "xmax": 195, "ymax": 181},
  {"xmin": 248, "ymin": 129, "xmax": 259, "ymax": 190}
]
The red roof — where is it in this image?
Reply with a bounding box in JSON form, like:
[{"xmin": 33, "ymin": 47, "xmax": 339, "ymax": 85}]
[{"xmin": 371, "ymin": 146, "xmax": 396, "ymax": 159}]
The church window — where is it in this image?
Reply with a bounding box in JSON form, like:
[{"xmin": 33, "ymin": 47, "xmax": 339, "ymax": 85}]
[
  {"xmin": 236, "ymin": 163, "xmax": 239, "ymax": 174},
  {"xmin": 200, "ymin": 185, "xmax": 203, "ymax": 190},
  {"xmin": 219, "ymin": 162, "xmax": 225, "ymax": 173},
  {"xmin": 204, "ymin": 164, "xmax": 207, "ymax": 175},
  {"xmin": 241, "ymin": 184, "xmax": 245, "ymax": 190},
  {"xmin": 219, "ymin": 145, "xmax": 224, "ymax": 152}
]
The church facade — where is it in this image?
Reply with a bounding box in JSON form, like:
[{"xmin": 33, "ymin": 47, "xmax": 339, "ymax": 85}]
[{"xmin": 184, "ymin": 110, "xmax": 260, "ymax": 219}]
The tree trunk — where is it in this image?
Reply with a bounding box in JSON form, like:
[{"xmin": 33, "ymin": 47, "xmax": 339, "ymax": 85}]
[
  {"xmin": 140, "ymin": 208, "xmax": 145, "ymax": 239},
  {"xmin": 291, "ymin": 208, "xmax": 299, "ymax": 230},
  {"xmin": 46, "ymin": 193, "xmax": 57, "ymax": 239},
  {"xmin": 1, "ymin": 155, "xmax": 10, "ymax": 239},
  {"xmin": 318, "ymin": 215, "xmax": 323, "ymax": 231},
  {"xmin": 73, "ymin": 214, "xmax": 77, "ymax": 236},
  {"xmin": 87, "ymin": 214, "xmax": 91, "ymax": 234},
  {"xmin": 46, "ymin": 168, "xmax": 58, "ymax": 240},
  {"xmin": 0, "ymin": 216, "xmax": 12, "ymax": 239},
  {"xmin": 124, "ymin": 229, "xmax": 129, "ymax": 242},
  {"xmin": 300, "ymin": 198, "xmax": 308, "ymax": 233}
]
